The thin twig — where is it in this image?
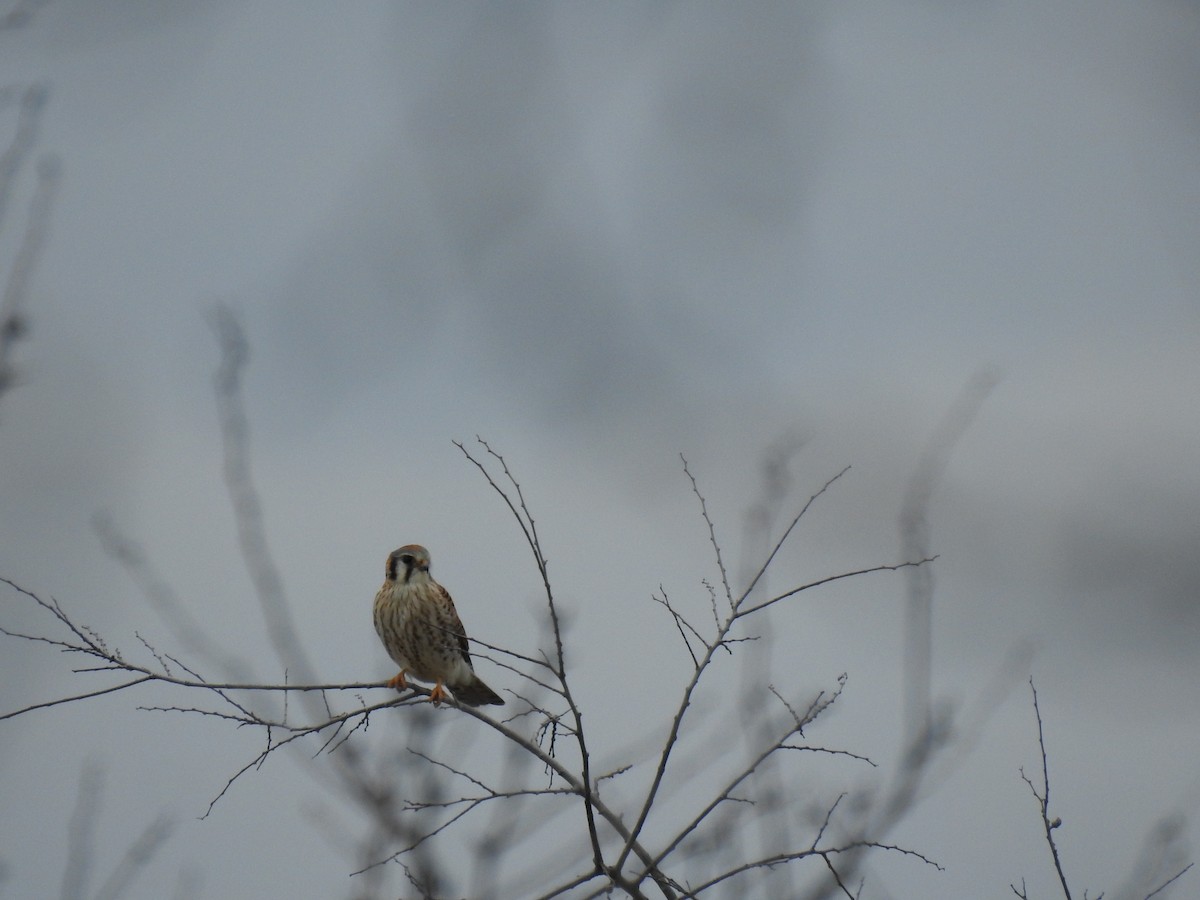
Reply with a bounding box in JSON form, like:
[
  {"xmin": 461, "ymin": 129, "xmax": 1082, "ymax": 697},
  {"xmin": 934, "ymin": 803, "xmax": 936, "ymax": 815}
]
[
  {"xmin": 737, "ymin": 558, "xmax": 937, "ymax": 618},
  {"xmin": 738, "ymin": 465, "xmax": 851, "ymax": 607},
  {"xmin": 680, "ymin": 455, "xmax": 734, "ymax": 612},
  {"xmin": 652, "ymin": 585, "xmax": 704, "ymax": 668},
  {"xmin": 686, "ymin": 840, "xmax": 942, "ymax": 895},
  {"xmin": 1145, "ymin": 863, "xmax": 1193, "ymax": 899},
  {"xmin": 1020, "ymin": 678, "xmax": 1073, "ymax": 900}
]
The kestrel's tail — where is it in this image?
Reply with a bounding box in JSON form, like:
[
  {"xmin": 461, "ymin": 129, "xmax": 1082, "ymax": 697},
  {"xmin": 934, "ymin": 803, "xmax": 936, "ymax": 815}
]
[{"xmin": 452, "ymin": 675, "xmax": 504, "ymax": 707}]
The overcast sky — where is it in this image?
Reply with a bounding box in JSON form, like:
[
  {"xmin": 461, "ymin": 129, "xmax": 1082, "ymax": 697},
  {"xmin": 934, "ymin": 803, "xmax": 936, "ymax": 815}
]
[{"xmin": 1, "ymin": 3, "xmax": 1198, "ymax": 898}]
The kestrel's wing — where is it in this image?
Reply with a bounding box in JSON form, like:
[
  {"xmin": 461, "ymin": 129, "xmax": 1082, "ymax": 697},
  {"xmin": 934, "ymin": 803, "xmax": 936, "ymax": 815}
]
[{"xmin": 435, "ymin": 583, "xmax": 473, "ymax": 666}]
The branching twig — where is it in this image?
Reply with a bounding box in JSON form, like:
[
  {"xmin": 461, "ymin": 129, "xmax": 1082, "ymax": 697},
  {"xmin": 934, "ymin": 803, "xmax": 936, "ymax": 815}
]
[
  {"xmin": 738, "ymin": 464, "xmax": 851, "ymax": 606},
  {"xmin": 680, "ymin": 456, "xmax": 734, "ymax": 613},
  {"xmin": 454, "ymin": 438, "xmax": 647, "ymax": 892},
  {"xmin": 738, "ymin": 558, "xmax": 938, "ymax": 618},
  {"xmin": 652, "ymin": 585, "xmax": 703, "ymax": 668},
  {"xmin": 641, "ymin": 680, "xmax": 870, "ymax": 878},
  {"xmin": 617, "ymin": 460, "xmax": 937, "ymax": 896},
  {"xmin": 685, "ymin": 839, "xmax": 942, "ymax": 896},
  {"xmin": 1020, "ymin": 678, "xmax": 1073, "ymax": 900}
]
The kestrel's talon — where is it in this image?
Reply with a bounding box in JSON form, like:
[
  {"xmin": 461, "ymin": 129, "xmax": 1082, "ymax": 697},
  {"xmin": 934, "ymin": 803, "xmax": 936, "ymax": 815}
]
[
  {"xmin": 386, "ymin": 670, "xmax": 408, "ymax": 691},
  {"xmin": 428, "ymin": 680, "xmax": 446, "ymax": 706}
]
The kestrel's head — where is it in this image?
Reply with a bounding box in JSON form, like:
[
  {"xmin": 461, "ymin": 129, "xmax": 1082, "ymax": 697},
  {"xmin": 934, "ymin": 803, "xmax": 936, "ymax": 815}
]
[{"xmin": 386, "ymin": 544, "xmax": 432, "ymax": 583}]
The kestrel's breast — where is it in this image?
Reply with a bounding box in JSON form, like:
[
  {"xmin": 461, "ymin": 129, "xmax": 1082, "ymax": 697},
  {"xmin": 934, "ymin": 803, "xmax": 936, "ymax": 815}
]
[{"xmin": 374, "ymin": 582, "xmax": 469, "ymax": 684}]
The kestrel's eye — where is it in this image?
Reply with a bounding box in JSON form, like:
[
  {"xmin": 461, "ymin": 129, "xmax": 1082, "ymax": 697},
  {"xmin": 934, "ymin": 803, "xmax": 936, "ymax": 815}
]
[{"xmin": 400, "ymin": 555, "xmax": 414, "ymax": 566}]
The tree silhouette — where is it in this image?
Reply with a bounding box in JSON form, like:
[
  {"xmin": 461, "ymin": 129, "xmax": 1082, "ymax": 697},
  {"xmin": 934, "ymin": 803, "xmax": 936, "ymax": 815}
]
[{"xmin": 1, "ymin": 312, "xmax": 1191, "ymax": 899}]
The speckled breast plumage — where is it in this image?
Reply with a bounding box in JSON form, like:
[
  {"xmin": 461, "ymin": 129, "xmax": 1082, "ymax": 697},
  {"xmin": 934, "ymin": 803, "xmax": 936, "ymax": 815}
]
[{"xmin": 373, "ymin": 580, "xmax": 467, "ymax": 684}]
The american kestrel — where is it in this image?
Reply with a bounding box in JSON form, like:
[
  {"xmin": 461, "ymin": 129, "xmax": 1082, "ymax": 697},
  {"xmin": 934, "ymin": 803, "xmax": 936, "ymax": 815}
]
[{"xmin": 373, "ymin": 544, "xmax": 504, "ymax": 707}]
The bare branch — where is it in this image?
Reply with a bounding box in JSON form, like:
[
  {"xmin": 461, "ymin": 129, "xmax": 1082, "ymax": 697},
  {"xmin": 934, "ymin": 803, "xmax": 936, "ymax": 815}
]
[
  {"xmin": 534, "ymin": 869, "xmax": 606, "ymax": 899},
  {"xmin": 614, "ymin": 460, "xmax": 929, "ymax": 897},
  {"xmin": 680, "ymin": 455, "xmax": 734, "ymax": 612},
  {"xmin": 1145, "ymin": 863, "xmax": 1193, "ymax": 900},
  {"xmin": 1019, "ymin": 678, "xmax": 1074, "ymax": 900},
  {"xmin": 616, "ymin": 460, "xmax": 747, "ymax": 878},
  {"xmin": 647, "ymin": 691, "xmax": 871, "ymax": 877},
  {"xmin": 1, "ymin": 675, "xmax": 156, "ymax": 722},
  {"xmin": 737, "ymin": 558, "xmax": 938, "ymax": 618},
  {"xmin": 738, "ymin": 465, "xmax": 851, "ymax": 607},
  {"xmin": 454, "ymin": 438, "xmax": 625, "ymax": 889},
  {"xmin": 451, "ymin": 688, "xmax": 669, "ymax": 891},
  {"xmin": 686, "ymin": 839, "xmax": 942, "ymax": 895},
  {"xmin": 652, "ymin": 585, "xmax": 704, "ymax": 668}
]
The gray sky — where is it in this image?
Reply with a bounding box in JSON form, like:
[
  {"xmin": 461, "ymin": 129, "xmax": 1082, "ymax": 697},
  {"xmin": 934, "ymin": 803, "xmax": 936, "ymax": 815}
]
[{"xmin": 1, "ymin": 2, "xmax": 1198, "ymax": 898}]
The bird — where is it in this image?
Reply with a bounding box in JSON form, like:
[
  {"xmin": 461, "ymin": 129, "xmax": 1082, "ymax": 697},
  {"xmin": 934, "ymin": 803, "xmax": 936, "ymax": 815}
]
[{"xmin": 373, "ymin": 544, "xmax": 504, "ymax": 707}]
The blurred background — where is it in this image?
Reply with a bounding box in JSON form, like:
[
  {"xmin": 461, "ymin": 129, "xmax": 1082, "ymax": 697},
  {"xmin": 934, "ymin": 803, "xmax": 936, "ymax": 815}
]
[{"xmin": 1, "ymin": 2, "xmax": 1197, "ymax": 897}]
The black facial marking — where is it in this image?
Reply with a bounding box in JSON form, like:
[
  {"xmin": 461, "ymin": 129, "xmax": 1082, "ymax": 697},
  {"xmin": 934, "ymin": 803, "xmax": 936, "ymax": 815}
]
[{"xmin": 386, "ymin": 549, "xmax": 425, "ymax": 583}]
